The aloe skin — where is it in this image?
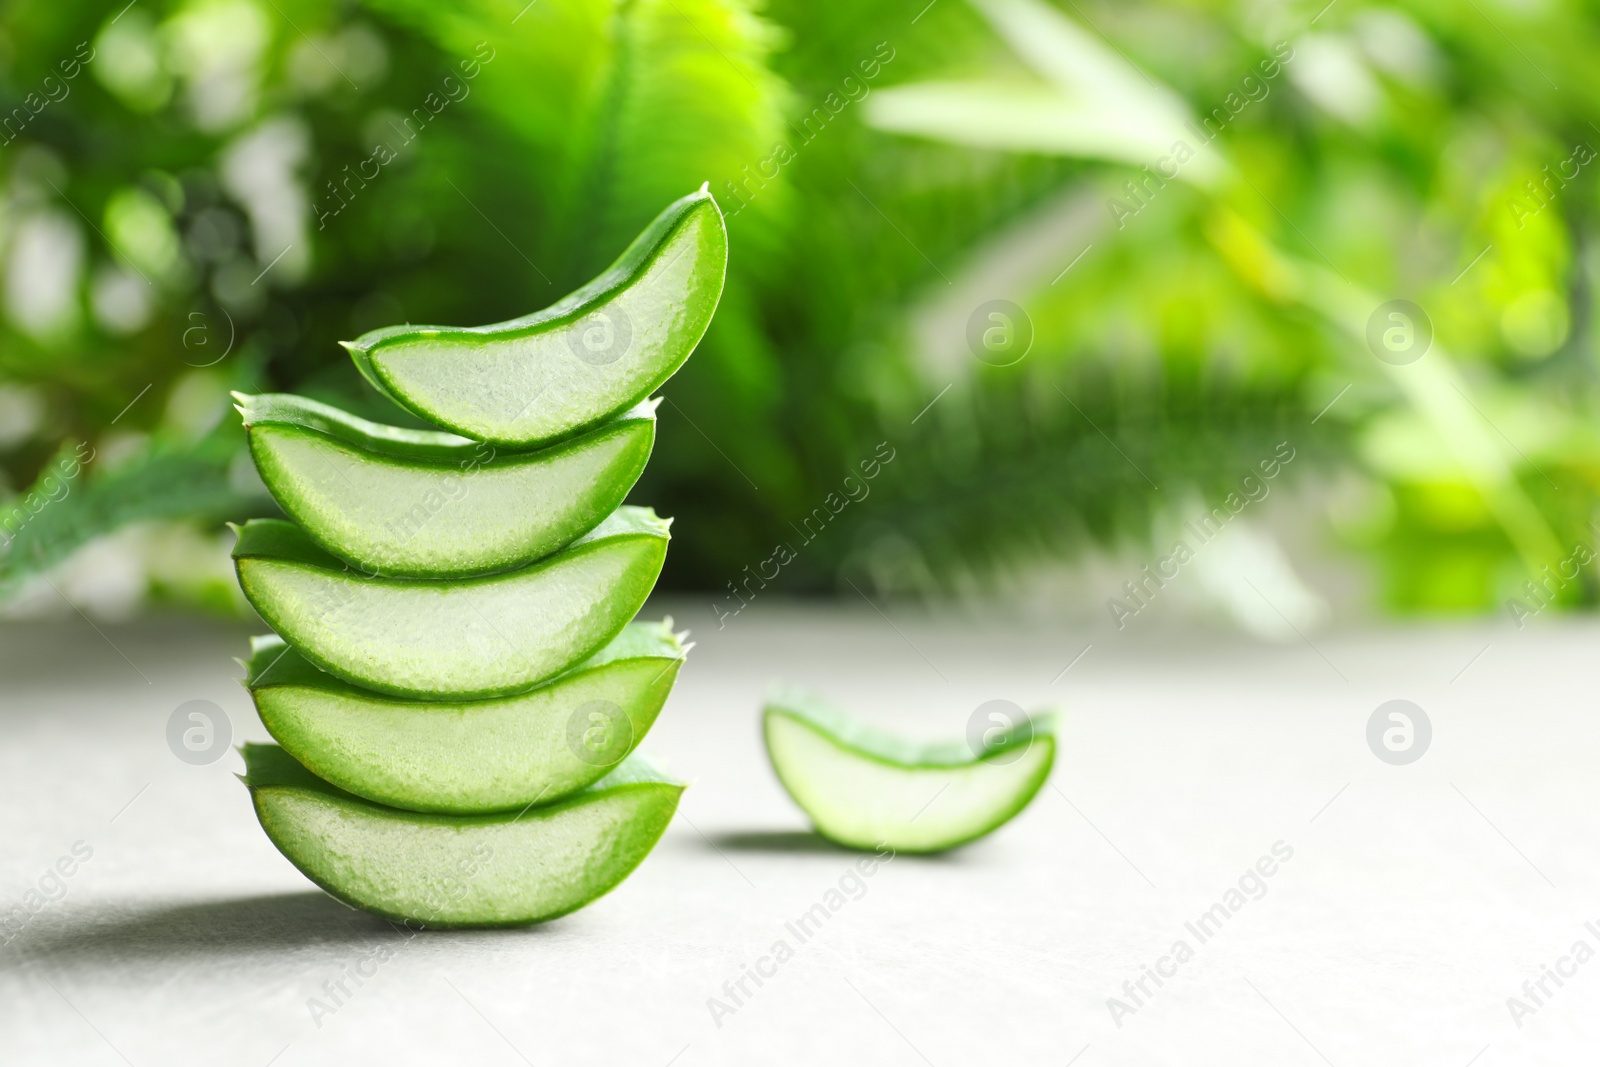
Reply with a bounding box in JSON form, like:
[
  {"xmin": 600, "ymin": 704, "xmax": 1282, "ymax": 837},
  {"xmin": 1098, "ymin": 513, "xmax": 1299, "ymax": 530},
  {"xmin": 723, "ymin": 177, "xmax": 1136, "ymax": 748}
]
[
  {"xmin": 763, "ymin": 687, "xmax": 1056, "ymax": 853},
  {"xmin": 244, "ymin": 621, "xmax": 687, "ymax": 814},
  {"xmin": 242, "ymin": 744, "xmax": 684, "ymax": 927},
  {"xmin": 343, "ymin": 186, "xmax": 727, "ymax": 447},
  {"xmin": 237, "ymin": 391, "xmax": 656, "ymax": 578},
  {"xmin": 232, "ymin": 188, "xmax": 721, "ymax": 926}
]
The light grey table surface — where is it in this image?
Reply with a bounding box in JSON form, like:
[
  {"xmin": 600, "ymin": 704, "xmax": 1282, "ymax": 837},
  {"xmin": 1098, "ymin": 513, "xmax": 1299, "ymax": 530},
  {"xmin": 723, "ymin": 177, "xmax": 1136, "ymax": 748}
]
[{"xmin": 1, "ymin": 601, "xmax": 1597, "ymax": 1066}]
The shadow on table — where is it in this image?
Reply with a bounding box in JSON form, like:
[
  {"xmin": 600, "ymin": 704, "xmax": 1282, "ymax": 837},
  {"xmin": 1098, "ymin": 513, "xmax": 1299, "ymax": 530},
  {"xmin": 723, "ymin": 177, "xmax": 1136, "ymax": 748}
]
[
  {"xmin": 1, "ymin": 890, "xmax": 544, "ymax": 973},
  {"xmin": 707, "ymin": 829, "xmax": 846, "ymax": 855},
  {"xmin": 706, "ymin": 829, "xmax": 967, "ymax": 863}
]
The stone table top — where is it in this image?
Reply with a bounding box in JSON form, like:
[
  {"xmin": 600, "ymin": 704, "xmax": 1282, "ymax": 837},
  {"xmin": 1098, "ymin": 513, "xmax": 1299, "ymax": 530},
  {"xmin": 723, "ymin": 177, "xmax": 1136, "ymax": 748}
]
[{"xmin": 1, "ymin": 602, "xmax": 1596, "ymax": 1066}]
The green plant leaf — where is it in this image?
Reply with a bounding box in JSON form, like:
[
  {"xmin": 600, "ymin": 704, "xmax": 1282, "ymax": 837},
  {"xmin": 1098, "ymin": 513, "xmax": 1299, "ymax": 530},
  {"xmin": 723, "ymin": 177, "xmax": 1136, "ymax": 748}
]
[
  {"xmin": 243, "ymin": 620, "xmax": 687, "ymax": 814},
  {"xmin": 341, "ymin": 187, "xmax": 726, "ymax": 446},
  {"xmin": 763, "ymin": 685, "xmax": 1056, "ymax": 853},
  {"xmin": 231, "ymin": 506, "xmax": 670, "ymax": 699},
  {"xmin": 0, "ymin": 430, "xmax": 268, "ymax": 602},
  {"xmin": 237, "ymin": 391, "xmax": 657, "ymax": 576},
  {"xmin": 864, "ymin": 0, "xmax": 1218, "ymax": 182},
  {"xmin": 242, "ymin": 742, "xmax": 684, "ymax": 927}
]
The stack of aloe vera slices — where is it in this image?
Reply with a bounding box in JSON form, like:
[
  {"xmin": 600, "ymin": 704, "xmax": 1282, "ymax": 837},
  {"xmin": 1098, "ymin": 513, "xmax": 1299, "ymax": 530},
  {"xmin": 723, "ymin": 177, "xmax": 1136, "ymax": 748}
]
[{"xmin": 233, "ymin": 187, "xmax": 726, "ymax": 927}]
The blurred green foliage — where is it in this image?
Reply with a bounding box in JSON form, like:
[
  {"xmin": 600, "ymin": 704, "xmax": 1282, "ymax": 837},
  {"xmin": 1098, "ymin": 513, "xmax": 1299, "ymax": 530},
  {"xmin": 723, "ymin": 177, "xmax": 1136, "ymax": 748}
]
[{"xmin": 0, "ymin": 0, "xmax": 1596, "ymax": 616}]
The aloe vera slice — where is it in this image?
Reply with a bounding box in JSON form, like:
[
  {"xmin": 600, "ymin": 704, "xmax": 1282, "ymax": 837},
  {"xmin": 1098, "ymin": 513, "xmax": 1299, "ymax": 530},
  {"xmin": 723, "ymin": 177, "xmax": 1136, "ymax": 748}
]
[
  {"xmin": 232, "ymin": 507, "xmax": 670, "ymax": 699},
  {"xmin": 241, "ymin": 743, "xmax": 684, "ymax": 927},
  {"xmin": 236, "ymin": 391, "xmax": 656, "ymax": 578},
  {"xmin": 763, "ymin": 687, "xmax": 1056, "ymax": 853},
  {"xmin": 242, "ymin": 620, "xmax": 688, "ymax": 814},
  {"xmin": 343, "ymin": 187, "xmax": 726, "ymax": 447}
]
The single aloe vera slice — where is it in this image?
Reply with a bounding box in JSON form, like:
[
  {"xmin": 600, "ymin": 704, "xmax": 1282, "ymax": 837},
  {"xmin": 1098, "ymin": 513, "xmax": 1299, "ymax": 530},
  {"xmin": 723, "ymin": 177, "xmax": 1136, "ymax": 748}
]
[
  {"xmin": 235, "ymin": 391, "xmax": 656, "ymax": 578},
  {"xmin": 763, "ymin": 687, "xmax": 1056, "ymax": 853},
  {"xmin": 241, "ymin": 743, "xmax": 684, "ymax": 927},
  {"xmin": 343, "ymin": 187, "xmax": 726, "ymax": 447},
  {"xmin": 242, "ymin": 620, "xmax": 689, "ymax": 814},
  {"xmin": 231, "ymin": 507, "xmax": 669, "ymax": 699}
]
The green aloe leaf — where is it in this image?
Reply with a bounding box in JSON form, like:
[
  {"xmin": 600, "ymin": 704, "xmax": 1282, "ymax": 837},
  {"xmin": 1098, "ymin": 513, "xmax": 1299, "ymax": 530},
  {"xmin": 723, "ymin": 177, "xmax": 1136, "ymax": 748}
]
[
  {"xmin": 342, "ymin": 187, "xmax": 726, "ymax": 447},
  {"xmin": 235, "ymin": 391, "xmax": 656, "ymax": 578},
  {"xmin": 241, "ymin": 743, "xmax": 684, "ymax": 928},
  {"xmin": 763, "ymin": 686, "xmax": 1056, "ymax": 854},
  {"xmin": 231, "ymin": 506, "xmax": 670, "ymax": 699},
  {"xmin": 242, "ymin": 620, "xmax": 688, "ymax": 814}
]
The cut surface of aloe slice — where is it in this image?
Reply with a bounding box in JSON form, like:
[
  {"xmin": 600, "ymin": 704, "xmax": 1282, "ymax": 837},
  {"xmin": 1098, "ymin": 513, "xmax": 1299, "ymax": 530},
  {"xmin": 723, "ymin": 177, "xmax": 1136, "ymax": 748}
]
[
  {"xmin": 243, "ymin": 620, "xmax": 688, "ymax": 814},
  {"xmin": 242, "ymin": 744, "xmax": 683, "ymax": 927},
  {"xmin": 232, "ymin": 507, "xmax": 669, "ymax": 699},
  {"xmin": 763, "ymin": 687, "xmax": 1056, "ymax": 853},
  {"xmin": 343, "ymin": 187, "xmax": 726, "ymax": 447},
  {"xmin": 236, "ymin": 391, "xmax": 656, "ymax": 578}
]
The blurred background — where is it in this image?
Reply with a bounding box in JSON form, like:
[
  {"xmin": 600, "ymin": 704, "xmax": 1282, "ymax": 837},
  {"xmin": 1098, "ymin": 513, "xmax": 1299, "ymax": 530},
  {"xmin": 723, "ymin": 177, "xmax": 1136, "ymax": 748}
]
[{"xmin": 0, "ymin": 0, "xmax": 1595, "ymax": 635}]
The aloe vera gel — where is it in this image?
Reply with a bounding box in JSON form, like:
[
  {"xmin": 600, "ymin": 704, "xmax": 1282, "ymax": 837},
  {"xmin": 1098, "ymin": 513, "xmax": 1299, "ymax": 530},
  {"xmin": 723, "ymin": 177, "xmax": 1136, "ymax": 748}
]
[
  {"xmin": 233, "ymin": 190, "xmax": 726, "ymax": 926},
  {"xmin": 763, "ymin": 686, "xmax": 1056, "ymax": 853},
  {"xmin": 343, "ymin": 186, "xmax": 725, "ymax": 447}
]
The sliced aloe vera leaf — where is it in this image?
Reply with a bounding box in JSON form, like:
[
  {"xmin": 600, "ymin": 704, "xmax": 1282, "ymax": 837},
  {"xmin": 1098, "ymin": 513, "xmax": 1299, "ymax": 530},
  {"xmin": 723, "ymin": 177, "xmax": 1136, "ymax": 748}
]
[
  {"xmin": 241, "ymin": 743, "xmax": 684, "ymax": 927},
  {"xmin": 231, "ymin": 507, "xmax": 670, "ymax": 699},
  {"xmin": 235, "ymin": 391, "xmax": 656, "ymax": 578},
  {"xmin": 343, "ymin": 187, "xmax": 726, "ymax": 447},
  {"xmin": 242, "ymin": 620, "xmax": 689, "ymax": 814},
  {"xmin": 762, "ymin": 686, "xmax": 1056, "ymax": 854}
]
